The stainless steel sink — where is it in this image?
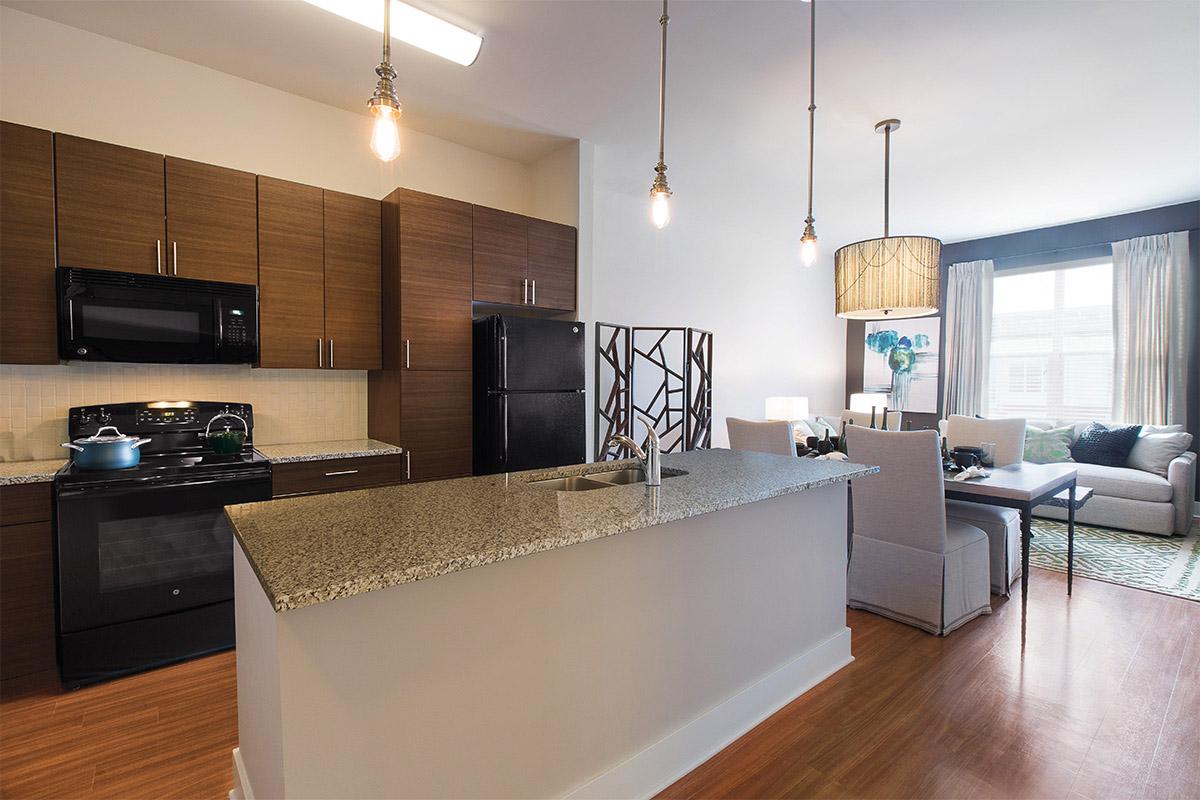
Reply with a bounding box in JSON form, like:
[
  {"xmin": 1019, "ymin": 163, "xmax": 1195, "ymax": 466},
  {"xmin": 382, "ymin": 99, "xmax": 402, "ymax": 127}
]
[
  {"xmin": 525, "ymin": 475, "xmax": 611, "ymax": 491},
  {"xmin": 587, "ymin": 467, "xmax": 650, "ymax": 485},
  {"xmin": 527, "ymin": 467, "xmax": 686, "ymax": 491}
]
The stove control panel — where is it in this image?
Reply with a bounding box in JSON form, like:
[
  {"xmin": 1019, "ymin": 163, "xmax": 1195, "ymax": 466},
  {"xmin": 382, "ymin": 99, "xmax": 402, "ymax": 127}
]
[{"xmin": 136, "ymin": 407, "xmax": 199, "ymax": 426}]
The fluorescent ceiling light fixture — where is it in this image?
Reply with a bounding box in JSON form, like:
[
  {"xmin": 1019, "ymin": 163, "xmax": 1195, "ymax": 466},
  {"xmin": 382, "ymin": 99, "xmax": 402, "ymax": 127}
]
[{"xmin": 304, "ymin": 0, "xmax": 482, "ymax": 66}]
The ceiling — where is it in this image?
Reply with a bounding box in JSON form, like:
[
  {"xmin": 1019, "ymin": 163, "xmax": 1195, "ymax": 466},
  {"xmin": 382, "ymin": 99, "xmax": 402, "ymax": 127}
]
[{"xmin": 7, "ymin": 0, "xmax": 1198, "ymax": 243}]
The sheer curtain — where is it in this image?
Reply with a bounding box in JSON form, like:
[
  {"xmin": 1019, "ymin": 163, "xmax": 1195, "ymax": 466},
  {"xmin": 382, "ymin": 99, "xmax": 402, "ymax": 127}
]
[
  {"xmin": 1112, "ymin": 231, "xmax": 1192, "ymax": 425},
  {"xmin": 942, "ymin": 259, "xmax": 993, "ymax": 417}
]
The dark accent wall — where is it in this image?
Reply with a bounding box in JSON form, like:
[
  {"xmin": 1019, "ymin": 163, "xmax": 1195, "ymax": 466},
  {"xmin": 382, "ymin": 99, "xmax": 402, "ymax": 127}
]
[{"xmin": 844, "ymin": 201, "xmax": 1200, "ymax": 487}]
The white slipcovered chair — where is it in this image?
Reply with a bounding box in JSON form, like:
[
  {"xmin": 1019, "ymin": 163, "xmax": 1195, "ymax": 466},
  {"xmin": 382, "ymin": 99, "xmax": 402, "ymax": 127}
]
[
  {"xmin": 725, "ymin": 418, "xmax": 796, "ymax": 457},
  {"xmin": 943, "ymin": 415, "xmax": 1026, "ymax": 595},
  {"xmin": 846, "ymin": 426, "xmax": 992, "ymax": 635}
]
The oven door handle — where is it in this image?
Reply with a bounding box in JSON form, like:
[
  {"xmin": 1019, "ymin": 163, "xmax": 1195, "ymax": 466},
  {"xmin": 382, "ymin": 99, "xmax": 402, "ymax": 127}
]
[{"xmin": 55, "ymin": 470, "xmax": 272, "ymax": 498}]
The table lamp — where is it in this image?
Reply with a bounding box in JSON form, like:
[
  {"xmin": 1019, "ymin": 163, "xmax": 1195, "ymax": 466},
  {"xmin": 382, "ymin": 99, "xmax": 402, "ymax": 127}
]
[
  {"xmin": 765, "ymin": 396, "xmax": 810, "ymax": 422},
  {"xmin": 849, "ymin": 392, "xmax": 888, "ymax": 414}
]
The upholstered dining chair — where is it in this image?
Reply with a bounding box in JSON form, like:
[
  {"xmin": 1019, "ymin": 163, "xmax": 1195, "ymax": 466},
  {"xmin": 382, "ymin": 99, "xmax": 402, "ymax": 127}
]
[
  {"xmin": 942, "ymin": 415, "xmax": 1027, "ymax": 595},
  {"xmin": 845, "ymin": 426, "xmax": 992, "ymax": 635},
  {"xmin": 840, "ymin": 408, "xmax": 903, "ymax": 431},
  {"xmin": 726, "ymin": 418, "xmax": 796, "ymax": 457}
]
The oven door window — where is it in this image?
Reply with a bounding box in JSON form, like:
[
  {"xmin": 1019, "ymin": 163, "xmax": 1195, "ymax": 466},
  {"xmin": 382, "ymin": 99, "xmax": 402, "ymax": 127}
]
[
  {"xmin": 66, "ymin": 292, "xmax": 217, "ymax": 363},
  {"xmin": 55, "ymin": 472, "xmax": 271, "ymax": 633}
]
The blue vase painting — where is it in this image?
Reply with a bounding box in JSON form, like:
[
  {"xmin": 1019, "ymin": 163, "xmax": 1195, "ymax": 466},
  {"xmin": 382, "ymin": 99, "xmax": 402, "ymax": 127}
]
[{"xmin": 863, "ymin": 319, "xmax": 940, "ymax": 413}]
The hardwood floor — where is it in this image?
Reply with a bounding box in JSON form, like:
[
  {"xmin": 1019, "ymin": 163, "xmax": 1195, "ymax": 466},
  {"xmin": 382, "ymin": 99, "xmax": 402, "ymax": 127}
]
[{"xmin": 1, "ymin": 570, "xmax": 1195, "ymax": 799}]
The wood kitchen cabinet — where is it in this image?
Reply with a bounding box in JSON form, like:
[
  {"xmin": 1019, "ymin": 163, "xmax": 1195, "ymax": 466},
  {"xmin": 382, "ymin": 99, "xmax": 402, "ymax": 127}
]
[
  {"xmin": 472, "ymin": 206, "xmax": 527, "ymax": 306},
  {"xmin": 323, "ymin": 190, "xmax": 382, "ymax": 370},
  {"xmin": 398, "ymin": 189, "xmax": 473, "ymax": 370},
  {"xmin": 472, "ymin": 205, "xmax": 577, "ymax": 312},
  {"xmin": 400, "ymin": 370, "xmax": 473, "ymax": 481},
  {"xmin": 164, "ymin": 156, "xmax": 258, "ymax": 284},
  {"xmin": 0, "ymin": 122, "xmax": 57, "ymax": 365},
  {"xmin": 258, "ymin": 176, "xmax": 325, "ymax": 369},
  {"xmin": 54, "ymin": 134, "xmax": 166, "ymax": 275},
  {"xmin": 527, "ymin": 218, "xmax": 577, "ymax": 312},
  {"xmin": 258, "ymin": 177, "xmax": 381, "ymax": 370},
  {"xmin": 0, "ymin": 483, "xmax": 55, "ymax": 681}
]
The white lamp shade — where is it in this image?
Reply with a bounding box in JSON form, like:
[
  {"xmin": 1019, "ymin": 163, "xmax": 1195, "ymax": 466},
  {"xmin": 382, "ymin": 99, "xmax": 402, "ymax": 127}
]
[
  {"xmin": 849, "ymin": 392, "xmax": 888, "ymax": 413},
  {"xmin": 765, "ymin": 396, "xmax": 810, "ymax": 422}
]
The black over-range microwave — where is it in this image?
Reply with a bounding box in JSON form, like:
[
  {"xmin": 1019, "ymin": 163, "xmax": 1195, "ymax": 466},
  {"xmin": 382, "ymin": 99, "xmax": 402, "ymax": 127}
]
[{"xmin": 57, "ymin": 267, "xmax": 259, "ymax": 364}]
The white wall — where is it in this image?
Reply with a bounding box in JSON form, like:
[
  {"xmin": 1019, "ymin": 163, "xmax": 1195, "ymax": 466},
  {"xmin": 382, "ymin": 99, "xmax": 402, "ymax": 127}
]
[
  {"xmin": 0, "ymin": 6, "xmax": 532, "ymax": 211},
  {"xmin": 584, "ymin": 142, "xmax": 845, "ymax": 449}
]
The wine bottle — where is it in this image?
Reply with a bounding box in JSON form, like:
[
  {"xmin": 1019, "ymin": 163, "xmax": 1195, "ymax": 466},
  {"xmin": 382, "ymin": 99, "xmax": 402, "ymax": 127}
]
[
  {"xmin": 881, "ymin": 406, "xmax": 889, "ymax": 431},
  {"xmin": 838, "ymin": 420, "xmax": 848, "ymax": 454},
  {"xmin": 869, "ymin": 407, "xmax": 877, "ymax": 429}
]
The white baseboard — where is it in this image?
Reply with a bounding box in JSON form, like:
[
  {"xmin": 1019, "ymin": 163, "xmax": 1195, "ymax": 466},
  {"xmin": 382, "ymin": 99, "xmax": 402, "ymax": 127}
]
[
  {"xmin": 230, "ymin": 746, "xmax": 253, "ymax": 800},
  {"xmin": 565, "ymin": 626, "xmax": 854, "ymax": 800}
]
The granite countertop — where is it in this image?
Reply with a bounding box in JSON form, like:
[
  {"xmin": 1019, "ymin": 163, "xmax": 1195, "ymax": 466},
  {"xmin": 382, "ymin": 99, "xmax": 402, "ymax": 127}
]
[
  {"xmin": 228, "ymin": 448, "xmax": 878, "ymax": 613},
  {"xmin": 256, "ymin": 439, "xmax": 403, "ymax": 464},
  {"xmin": 0, "ymin": 459, "xmax": 67, "ymax": 486}
]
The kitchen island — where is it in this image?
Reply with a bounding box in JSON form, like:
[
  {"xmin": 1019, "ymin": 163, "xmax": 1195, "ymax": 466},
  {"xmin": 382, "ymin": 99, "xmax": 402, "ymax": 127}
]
[{"xmin": 227, "ymin": 448, "xmax": 877, "ymax": 800}]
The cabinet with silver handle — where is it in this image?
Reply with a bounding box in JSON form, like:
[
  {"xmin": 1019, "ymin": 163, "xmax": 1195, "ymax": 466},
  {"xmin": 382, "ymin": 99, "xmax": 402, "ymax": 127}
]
[{"xmin": 271, "ymin": 455, "xmax": 403, "ymax": 498}]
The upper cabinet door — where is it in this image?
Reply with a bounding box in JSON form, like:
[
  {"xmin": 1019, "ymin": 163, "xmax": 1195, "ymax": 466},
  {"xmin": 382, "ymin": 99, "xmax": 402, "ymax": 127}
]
[
  {"xmin": 527, "ymin": 219, "xmax": 577, "ymax": 312},
  {"xmin": 401, "ymin": 190, "xmax": 473, "ymax": 370},
  {"xmin": 323, "ymin": 190, "xmax": 381, "ymax": 371},
  {"xmin": 1, "ymin": 122, "xmax": 57, "ymax": 365},
  {"xmin": 472, "ymin": 206, "xmax": 527, "ymax": 306},
  {"xmin": 258, "ymin": 176, "xmax": 325, "ymax": 369},
  {"xmin": 54, "ymin": 134, "xmax": 165, "ymax": 274},
  {"xmin": 164, "ymin": 157, "xmax": 258, "ymax": 285}
]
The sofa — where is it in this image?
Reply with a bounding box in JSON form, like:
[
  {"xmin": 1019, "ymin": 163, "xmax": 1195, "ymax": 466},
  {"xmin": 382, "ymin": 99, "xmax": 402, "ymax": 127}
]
[{"xmin": 1022, "ymin": 419, "xmax": 1195, "ymax": 537}]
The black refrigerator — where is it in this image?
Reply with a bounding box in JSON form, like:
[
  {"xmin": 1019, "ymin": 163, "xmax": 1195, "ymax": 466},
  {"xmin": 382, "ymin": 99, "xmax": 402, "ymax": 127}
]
[{"xmin": 473, "ymin": 315, "xmax": 586, "ymax": 475}]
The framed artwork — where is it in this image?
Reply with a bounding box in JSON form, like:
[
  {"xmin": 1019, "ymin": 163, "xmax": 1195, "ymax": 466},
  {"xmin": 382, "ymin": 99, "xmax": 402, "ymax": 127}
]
[{"xmin": 862, "ymin": 318, "xmax": 940, "ymax": 413}]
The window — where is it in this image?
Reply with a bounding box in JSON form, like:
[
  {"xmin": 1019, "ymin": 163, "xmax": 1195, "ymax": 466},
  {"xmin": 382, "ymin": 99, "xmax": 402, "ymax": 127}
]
[{"xmin": 987, "ymin": 258, "xmax": 1113, "ymax": 420}]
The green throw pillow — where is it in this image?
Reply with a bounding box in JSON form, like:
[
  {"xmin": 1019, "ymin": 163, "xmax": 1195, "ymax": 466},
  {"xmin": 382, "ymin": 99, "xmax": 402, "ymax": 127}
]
[{"xmin": 1024, "ymin": 426, "xmax": 1075, "ymax": 464}]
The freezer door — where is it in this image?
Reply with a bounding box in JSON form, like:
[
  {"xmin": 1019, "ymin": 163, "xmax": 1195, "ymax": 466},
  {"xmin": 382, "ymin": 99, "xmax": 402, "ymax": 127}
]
[
  {"xmin": 494, "ymin": 391, "xmax": 586, "ymax": 473},
  {"xmin": 499, "ymin": 316, "xmax": 585, "ymax": 391}
]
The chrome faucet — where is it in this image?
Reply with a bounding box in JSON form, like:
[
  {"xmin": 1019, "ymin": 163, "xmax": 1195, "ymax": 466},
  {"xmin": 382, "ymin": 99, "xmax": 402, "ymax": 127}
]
[{"xmin": 606, "ymin": 414, "xmax": 661, "ymax": 487}]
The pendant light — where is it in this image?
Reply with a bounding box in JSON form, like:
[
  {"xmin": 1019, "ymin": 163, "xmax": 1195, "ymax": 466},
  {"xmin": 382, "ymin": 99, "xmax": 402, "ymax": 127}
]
[
  {"xmin": 649, "ymin": 0, "xmax": 672, "ymax": 230},
  {"xmin": 367, "ymin": 0, "xmax": 401, "ymax": 163},
  {"xmin": 833, "ymin": 119, "xmax": 941, "ymax": 319},
  {"xmin": 799, "ymin": 0, "xmax": 818, "ymax": 267}
]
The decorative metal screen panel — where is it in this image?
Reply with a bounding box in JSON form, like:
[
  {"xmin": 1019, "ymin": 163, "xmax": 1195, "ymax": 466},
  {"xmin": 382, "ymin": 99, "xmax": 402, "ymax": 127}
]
[
  {"xmin": 594, "ymin": 322, "xmax": 633, "ymax": 461},
  {"xmin": 594, "ymin": 322, "xmax": 712, "ymax": 461}
]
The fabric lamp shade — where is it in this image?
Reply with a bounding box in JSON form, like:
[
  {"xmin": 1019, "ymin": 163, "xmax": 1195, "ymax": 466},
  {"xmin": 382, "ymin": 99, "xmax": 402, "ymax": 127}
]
[
  {"xmin": 834, "ymin": 236, "xmax": 941, "ymax": 319},
  {"xmin": 765, "ymin": 396, "xmax": 810, "ymax": 422},
  {"xmin": 849, "ymin": 392, "xmax": 888, "ymax": 413}
]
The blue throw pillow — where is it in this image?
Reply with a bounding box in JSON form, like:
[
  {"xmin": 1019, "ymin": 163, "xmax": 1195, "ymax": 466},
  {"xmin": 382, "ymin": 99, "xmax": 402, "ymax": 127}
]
[{"xmin": 1071, "ymin": 422, "xmax": 1142, "ymax": 467}]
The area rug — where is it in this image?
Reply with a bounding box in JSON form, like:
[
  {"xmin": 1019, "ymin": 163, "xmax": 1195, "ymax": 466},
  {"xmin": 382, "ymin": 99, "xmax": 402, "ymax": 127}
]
[{"xmin": 1029, "ymin": 519, "xmax": 1200, "ymax": 601}]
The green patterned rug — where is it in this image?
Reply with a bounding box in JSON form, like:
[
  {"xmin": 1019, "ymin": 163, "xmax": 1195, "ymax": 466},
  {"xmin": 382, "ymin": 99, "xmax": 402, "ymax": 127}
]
[{"xmin": 1029, "ymin": 519, "xmax": 1200, "ymax": 601}]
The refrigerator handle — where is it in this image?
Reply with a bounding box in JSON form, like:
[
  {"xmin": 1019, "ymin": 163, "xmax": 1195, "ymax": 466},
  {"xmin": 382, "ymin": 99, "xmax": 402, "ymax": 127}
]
[
  {"xmin": 498, "ymin": 316, "xmax": 508, "ymax": 391},
  {"xmin": 500, "ymin": 393, "xmax": 509, "ymax": 467}
]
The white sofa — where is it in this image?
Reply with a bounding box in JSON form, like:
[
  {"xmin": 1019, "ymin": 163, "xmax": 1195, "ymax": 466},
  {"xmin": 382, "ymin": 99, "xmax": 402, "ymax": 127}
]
[{"xmin": 1025, "ymin": 419, "xmax": 1195, "ymax": 537}]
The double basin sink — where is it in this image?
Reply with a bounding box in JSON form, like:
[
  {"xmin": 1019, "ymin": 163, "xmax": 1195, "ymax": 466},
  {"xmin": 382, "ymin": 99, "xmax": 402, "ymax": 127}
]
[{"xmin": 527, "ymin": 467, "xmax": 682, "ymax": 492}]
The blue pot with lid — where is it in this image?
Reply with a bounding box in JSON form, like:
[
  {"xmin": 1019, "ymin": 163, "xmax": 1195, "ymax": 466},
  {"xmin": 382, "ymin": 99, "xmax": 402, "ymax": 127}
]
[{"xmin": 61, "ymin": 426, "xmax": 152, "ymax": 470}]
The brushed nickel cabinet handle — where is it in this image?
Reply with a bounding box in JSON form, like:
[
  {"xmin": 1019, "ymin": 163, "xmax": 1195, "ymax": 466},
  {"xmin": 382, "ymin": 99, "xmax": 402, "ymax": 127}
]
[
  {"xmin": 156, "ymin": 240, "xmax": 162, "ymax": 274},
  {"xmin": 404, "ymin": 339, "xmax": 410, "ymax": 369},
  {"xmin": 531, "ymin": 279, "xmax": 536, "ymax": 305},
  {"xmin": 172, "ymin": 241, "xmax": 178, "ymax": 275},
  {"xmin": 523, "ymin": 278, "xmax": 528, "ymax": 304},
  {"xmin": 405, "ymin": 450, "xmax": 411, "ymax": 480},
  {"xmin": 318, "ymin": 338, "xmax": 323, "ymax": 368},
  {"xmin": 330, "ymin": 338, "xmax": 335, "ymax": 368},
  {"xmin": 324, "ymin": 469, "xmax": 359, "ymax": 477}
]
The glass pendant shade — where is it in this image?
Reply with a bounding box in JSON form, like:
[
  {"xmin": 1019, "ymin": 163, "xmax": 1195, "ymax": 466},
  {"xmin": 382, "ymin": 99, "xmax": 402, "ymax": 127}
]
[
  {"xmin": 650, "ymin": 189, "xmax": 671, "ymax": 229},
  {"xmin": 834, "ymin": 235, "xmax": 940, "ymax": 319},
  {"xmin": 370, "ymin": 105, "xmax": 401, "ymax": 162},
  {"xmin": 799, "ymin": 233, "xmax": 817, "ymax": 266}
]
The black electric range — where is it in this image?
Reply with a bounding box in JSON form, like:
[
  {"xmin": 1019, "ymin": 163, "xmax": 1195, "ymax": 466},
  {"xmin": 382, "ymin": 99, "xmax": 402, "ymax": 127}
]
[{"xmin": 53, "ymin": 401, "xmax": 272, "ymax": 687}]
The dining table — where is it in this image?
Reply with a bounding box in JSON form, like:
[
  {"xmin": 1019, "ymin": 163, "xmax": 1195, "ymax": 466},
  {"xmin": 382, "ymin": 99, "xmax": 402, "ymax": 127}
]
[{"xmin": 943, "ymin": 462, "xmax": 1079, "ymax": 602}]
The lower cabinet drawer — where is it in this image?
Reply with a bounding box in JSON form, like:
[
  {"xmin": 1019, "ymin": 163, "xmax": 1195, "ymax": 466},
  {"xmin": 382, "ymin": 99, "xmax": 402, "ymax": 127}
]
[
  {"xmin": 0, "ymin": 483, "xmax": 53, "ymax": 526},
  {"xmin": 271, "ymin": 455, "xmax": 404, "ymax": 498}
]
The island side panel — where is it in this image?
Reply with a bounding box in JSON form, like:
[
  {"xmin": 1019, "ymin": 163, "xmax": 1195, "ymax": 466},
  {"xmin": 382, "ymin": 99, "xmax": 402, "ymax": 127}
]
[
  {"xmin": 233, "ymin": 543, "xmax": 286, "ymax": 800},
  {"xmin": 249, "ymin": 484, "xmax": 850, "ymax": 799}
]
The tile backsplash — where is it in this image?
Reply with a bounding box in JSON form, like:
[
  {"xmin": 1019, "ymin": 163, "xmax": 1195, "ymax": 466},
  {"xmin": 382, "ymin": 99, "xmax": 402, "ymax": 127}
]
[{"xmin": 0, "ymin": 364, "xmax": 370, "ymax": 461}]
